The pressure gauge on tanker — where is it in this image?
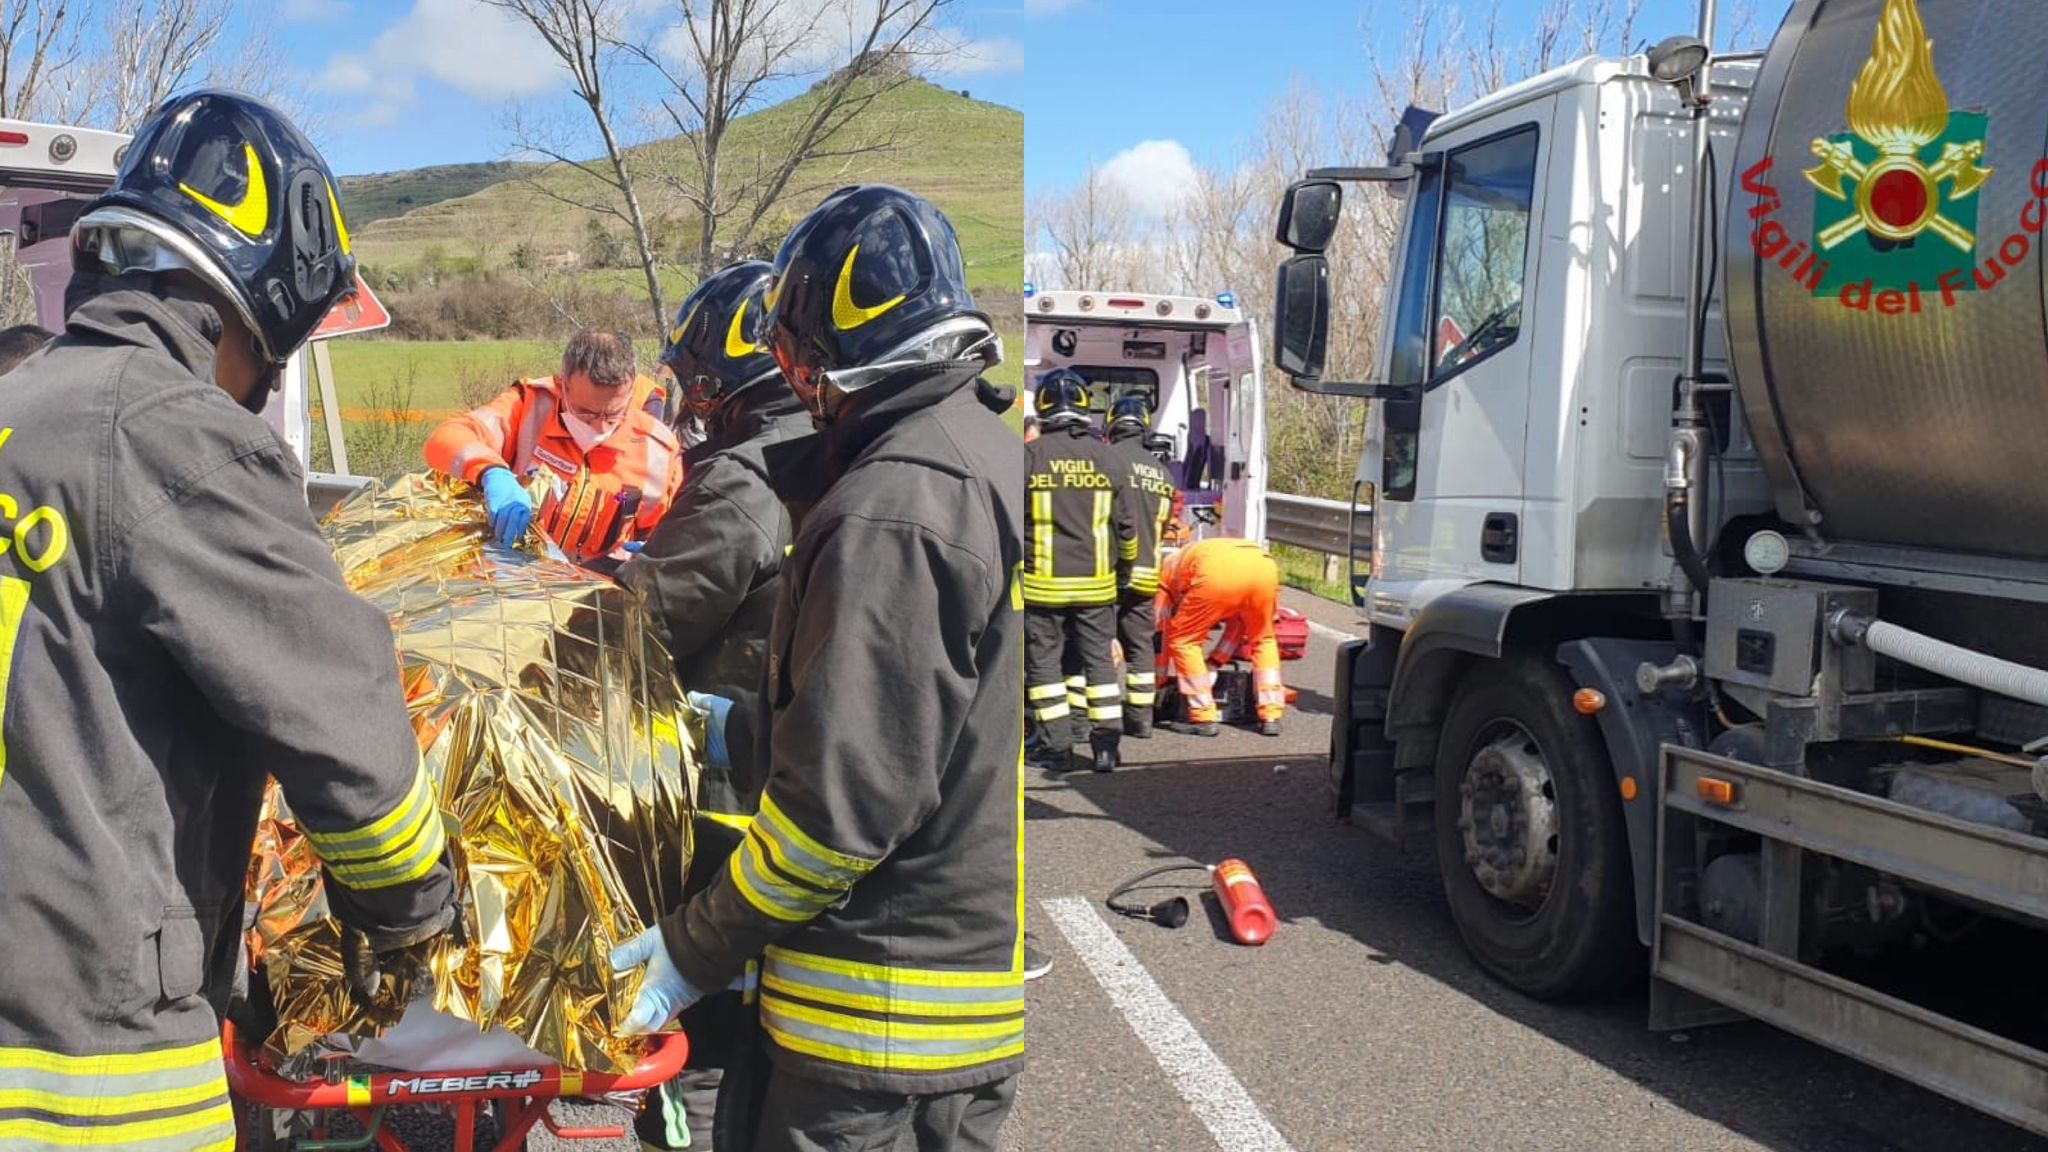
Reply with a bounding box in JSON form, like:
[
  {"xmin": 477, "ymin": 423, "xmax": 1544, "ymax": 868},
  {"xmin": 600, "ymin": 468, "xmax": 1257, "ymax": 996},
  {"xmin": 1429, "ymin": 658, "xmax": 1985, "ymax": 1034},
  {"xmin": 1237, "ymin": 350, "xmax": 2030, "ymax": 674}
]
[{"xmin": 1744, "ymin": 530, "xmax": 1790, "ymax": 577}]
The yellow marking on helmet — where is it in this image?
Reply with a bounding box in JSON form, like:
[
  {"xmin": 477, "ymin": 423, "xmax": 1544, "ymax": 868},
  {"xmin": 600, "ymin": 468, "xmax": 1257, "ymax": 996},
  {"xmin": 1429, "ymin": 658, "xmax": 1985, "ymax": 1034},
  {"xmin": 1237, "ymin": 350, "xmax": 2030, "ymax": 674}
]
[
  {"xmin": 179, "ymin": 143, "xmax": 268, "ymax": 239},
  {"xmin": 326, "ymin": 178, "xmax": 352, "ymax": 255},
  {"xmin": 671, "ymin": 301, "xmax": 702, "ymax": 352},
  {"xmin": 831, "ymin": 244, "xmax": 905, "ymax": 331},
  {"xmin": 726, "ymin": 299, "xmax": 761, "ymax": 358}
]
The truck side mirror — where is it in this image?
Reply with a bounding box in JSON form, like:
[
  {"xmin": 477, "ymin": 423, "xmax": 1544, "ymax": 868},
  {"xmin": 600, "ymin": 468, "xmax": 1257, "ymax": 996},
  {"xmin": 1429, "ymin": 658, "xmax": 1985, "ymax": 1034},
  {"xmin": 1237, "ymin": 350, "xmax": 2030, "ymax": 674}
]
[
  {"xmin": 1275, "ymin": 180, "xmax": 1342, "ymax": 253},
  {"xmin": 1272, "ymin": 253, "xmax": 1413, "ymax": 401},
  {"xmin": 1273, "ymin": 254, "xmax": 1330, "ymax": 378}
]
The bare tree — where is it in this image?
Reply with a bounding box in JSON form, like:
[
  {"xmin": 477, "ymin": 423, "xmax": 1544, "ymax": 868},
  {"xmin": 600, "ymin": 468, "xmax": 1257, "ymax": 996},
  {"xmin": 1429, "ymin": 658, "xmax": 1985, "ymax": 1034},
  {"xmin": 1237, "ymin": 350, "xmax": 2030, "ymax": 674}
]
[
  {"xmin": 1, "ymin": 0, "xmax": 288, "ymax": 130},
  {"xmin": 69, "ymin": 0, "xmax": 286, "ymax": 131},
  {"xmin": 624, "ymin": 0, "xmax": 959, "ymax": 278},
  {"xmin": 1033, "ymin": 166, "xmax": 1140, "ymax": 290},
  {"xmin": 1029, "ymin": 0, "xmax": 1671, "ymax": 500},
  {"xmin": 0, "ymin": 0, "xmax": 77, "ymax": 120},
  {"xmin": 486, "ymin": 0, "xmax": 670, "ymax": 331}
]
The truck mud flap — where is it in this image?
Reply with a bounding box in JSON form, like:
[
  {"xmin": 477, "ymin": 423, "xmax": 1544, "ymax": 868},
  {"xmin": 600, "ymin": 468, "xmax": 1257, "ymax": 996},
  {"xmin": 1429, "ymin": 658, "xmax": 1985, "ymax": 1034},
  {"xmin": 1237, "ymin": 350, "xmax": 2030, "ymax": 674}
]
[
  {"xmin": 1655, "ymin": 746, "xmax": 2048, "ymax": 1136},
  {"xmin": 1556, "ymin": 638, "xmax": 1690, "ymax": 946}
]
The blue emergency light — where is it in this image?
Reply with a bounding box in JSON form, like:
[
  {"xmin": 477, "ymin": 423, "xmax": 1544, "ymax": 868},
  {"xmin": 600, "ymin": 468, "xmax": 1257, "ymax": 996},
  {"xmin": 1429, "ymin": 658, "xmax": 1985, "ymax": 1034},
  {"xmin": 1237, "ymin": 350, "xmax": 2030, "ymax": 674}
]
[
  {"xmin": 1216, "ymin": 291, "xmax": 1237, "ymax": 309},
  {"xmin": 1024, "ymin": 282, "xmax": 1037, "ymax": 298}
]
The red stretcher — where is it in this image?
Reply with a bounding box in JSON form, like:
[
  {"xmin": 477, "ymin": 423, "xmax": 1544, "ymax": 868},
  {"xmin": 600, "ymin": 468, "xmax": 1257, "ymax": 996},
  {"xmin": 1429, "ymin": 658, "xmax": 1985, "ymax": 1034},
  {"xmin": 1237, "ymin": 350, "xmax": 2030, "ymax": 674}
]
[{"xmin": 223, "ymin": 1019, "xmax": 689, "ymax": 1152}]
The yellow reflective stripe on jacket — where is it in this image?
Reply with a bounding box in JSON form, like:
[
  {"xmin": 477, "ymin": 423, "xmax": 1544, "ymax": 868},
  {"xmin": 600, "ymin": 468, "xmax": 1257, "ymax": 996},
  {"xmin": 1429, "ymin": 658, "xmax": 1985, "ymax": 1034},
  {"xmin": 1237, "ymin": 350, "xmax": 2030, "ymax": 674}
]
[
  {"xmin": 302, "ymin": 761, "xmax": 446, "ymax": 890},
  {"xmin": 1028, "ymin": 491, "xmax": 1054, "ymax": 580},
  {"xmin": 1019, "ymin": 573, "xmax": 1116, "ymax": 606},
  {"xmin": 0, "ymin": 1038, "xmax": 231, "ymax": 1151},
  {"xmin": 761, "ymin": 948, "xmax": 1024, "ymax": 1018},
  {"xmin": 729, "ymin": 794, "xmax": 881, "ymax": 922},
  {"xmin": 756, "ymin": 793, "xmax": 877, "ymax": 889},
  {"xmin": 1091, "ymin": 491, "xmax": 1112, "ymax": 577},
  {"xmin": 700, "ymin": 810, "xmax": 753, "ymax": 831},
  {"xmin": 731, "ymin": 830, "xmax": 828, "ymax": 923},
  {"xmin": 761, "ymin": 994, "xmax": 1026, "ymax": 1073},
  {"xmin": 1125, "ymin": 565, "xmax": 1160, "ymax": 595},
  {"xmin": 0, "ymin": 1101, "xmax": 234, "ymax": 1150},
  {"xmin": 0, "ymin": 575, "xmax": 28, "ymax": 793}
]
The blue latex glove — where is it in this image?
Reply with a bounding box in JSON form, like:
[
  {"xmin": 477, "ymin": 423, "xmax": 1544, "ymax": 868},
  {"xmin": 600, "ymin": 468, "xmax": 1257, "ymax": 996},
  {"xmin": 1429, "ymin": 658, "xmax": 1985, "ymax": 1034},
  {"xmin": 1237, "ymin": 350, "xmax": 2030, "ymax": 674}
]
[
  {"xmin": 610, "ymin": 926, "xmax": 705, "ymax": 1034},
  {"xmin": 622, "ymin": 540, "xmax": 645, "ymax": 554},
  {"xmin": 479, "ymin": 467, "xmax": 535, "ymax": 545},
  {"xmin": 686, "ymin": 691, "xmax": 733, "ymax": 770}
]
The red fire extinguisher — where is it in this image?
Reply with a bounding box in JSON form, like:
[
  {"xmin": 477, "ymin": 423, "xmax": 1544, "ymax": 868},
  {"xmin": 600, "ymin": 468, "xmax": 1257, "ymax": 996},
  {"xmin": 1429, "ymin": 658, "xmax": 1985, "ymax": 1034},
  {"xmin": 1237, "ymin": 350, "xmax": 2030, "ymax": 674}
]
[{"xmin": 1209, "ymin": 859, "xmax": 1277, "ymax": 946}]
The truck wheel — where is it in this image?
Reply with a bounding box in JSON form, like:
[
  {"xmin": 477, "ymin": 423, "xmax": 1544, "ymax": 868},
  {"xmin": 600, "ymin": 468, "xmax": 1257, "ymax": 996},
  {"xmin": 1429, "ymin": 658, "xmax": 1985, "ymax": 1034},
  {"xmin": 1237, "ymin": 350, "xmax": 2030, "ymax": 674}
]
[{"xmin": 1433, "ymin": 652, "xmax": 1639, "ymax": 1001}]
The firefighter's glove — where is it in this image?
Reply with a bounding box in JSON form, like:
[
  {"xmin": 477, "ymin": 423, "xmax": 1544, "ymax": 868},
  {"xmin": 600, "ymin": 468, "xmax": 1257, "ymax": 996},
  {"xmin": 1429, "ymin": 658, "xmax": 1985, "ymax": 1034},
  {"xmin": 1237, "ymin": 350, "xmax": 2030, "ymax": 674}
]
[
  {"xmin": 480, "ymin": 467, "xmax": 535, "ymax": 545},
  {"xmin": 340, "ymin": 898, "xmax": 467, "ymax": 1010},
  {"xmin": 686, "ymin": 691, "xmax": 733, "ymax": 770},
  {"xmin": 611, "ymin": 926, "xmax": 705, "ymax": 1033}
]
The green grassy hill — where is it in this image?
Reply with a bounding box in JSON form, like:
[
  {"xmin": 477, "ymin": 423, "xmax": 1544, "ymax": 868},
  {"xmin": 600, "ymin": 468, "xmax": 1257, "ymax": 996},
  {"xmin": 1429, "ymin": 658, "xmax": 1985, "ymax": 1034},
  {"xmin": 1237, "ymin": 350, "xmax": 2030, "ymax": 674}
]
[
  {"xmin": 351, "ymin": 79, "xmax": 1023, "ymax": 304},
  {"xmin": 339, "ymin": 162, "xmax": 537, "ymax": 225}
]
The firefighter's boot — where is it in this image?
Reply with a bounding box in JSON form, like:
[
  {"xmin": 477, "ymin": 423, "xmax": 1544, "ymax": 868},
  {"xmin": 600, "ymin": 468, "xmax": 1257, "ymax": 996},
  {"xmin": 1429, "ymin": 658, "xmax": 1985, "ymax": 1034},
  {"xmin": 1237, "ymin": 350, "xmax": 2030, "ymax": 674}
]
[{"xmin": 1090, "ymin": 734, "xmax": 1120, "ymax": 774}]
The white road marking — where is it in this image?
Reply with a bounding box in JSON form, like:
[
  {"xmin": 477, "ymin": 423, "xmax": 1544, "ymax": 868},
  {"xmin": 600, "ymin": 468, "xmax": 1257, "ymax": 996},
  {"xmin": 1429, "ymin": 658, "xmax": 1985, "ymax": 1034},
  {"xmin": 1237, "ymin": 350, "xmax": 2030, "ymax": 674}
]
[
  {"xmin": 1305, "ymin": 619, "xmax": 1359, "ymax": 644},
  {"xmin": 1042, "ymin": 896, "xmax": 1298, "ymax": 1152}
]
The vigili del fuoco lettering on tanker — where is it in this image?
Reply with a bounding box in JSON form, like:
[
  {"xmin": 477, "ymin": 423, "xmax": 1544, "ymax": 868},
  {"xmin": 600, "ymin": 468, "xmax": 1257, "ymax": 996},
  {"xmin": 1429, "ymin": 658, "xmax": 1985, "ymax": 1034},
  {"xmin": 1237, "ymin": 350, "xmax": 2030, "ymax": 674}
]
[{"xmin": 1742, "ymin": 0, "xmax": 2048, "ymax": 317}]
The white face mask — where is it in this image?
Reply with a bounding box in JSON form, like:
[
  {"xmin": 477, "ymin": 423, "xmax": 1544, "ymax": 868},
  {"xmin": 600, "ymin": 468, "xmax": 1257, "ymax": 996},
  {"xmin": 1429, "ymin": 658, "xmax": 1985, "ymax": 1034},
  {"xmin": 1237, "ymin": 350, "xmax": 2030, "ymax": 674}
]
[{"xmin": 562, "ymin": 411, "xmax": 623, "ymax": 452}]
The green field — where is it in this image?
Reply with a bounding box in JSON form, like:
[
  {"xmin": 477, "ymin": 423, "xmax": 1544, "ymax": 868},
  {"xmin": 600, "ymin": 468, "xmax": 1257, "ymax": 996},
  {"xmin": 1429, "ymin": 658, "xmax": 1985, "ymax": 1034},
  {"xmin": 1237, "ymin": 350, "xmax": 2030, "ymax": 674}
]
[
  {"xmin": 340, "ymin": 161, "xmax": 539, "ymax": 225},
  {"xmin": 325, "ymin": 339, "xmax": 559, "ymax": 409},
  {"xmin": 351, "ymin": 80, "xmax": 1024, "ymax": 304},
  {"xmin": 1272, "ymin": 542, "xmax": 1352, "ymax": 603},
  {"xmin": 315, "ymin": 329, "xmax": 1024, "ymax": 478}
]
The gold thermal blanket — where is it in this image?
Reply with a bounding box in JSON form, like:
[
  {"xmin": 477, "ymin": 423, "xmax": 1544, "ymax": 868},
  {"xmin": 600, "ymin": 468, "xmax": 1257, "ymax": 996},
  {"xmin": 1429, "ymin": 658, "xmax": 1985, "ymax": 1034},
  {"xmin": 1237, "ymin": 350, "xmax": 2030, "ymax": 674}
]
[{"xmin": 246, "ymin": 473, "xmax": 696, "ymax": 1074}]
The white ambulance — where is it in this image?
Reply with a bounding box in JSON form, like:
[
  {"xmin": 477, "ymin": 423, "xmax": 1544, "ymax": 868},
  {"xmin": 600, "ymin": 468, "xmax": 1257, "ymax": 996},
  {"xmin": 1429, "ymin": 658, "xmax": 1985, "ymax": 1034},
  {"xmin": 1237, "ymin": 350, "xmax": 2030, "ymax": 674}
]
[{"xmin": 1023, "ymin": 288, "xmax": 1268, "ymax": 544}]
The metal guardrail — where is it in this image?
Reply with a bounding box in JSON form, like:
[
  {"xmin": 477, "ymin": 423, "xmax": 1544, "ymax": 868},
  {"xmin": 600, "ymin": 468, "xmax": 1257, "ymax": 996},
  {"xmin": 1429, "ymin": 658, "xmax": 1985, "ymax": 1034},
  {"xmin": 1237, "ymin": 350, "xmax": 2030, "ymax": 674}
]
[{"xmin": 1265, "ymin": 493, "xmax": 1370, "ymax": 557}]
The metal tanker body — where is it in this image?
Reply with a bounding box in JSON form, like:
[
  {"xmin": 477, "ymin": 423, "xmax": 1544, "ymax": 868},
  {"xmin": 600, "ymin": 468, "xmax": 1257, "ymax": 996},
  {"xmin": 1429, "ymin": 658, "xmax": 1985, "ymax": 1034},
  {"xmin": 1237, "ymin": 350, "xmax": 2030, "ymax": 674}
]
[{"xmin": 1730, "ymin": 0, "xmax": 2048, "ymax": 563}]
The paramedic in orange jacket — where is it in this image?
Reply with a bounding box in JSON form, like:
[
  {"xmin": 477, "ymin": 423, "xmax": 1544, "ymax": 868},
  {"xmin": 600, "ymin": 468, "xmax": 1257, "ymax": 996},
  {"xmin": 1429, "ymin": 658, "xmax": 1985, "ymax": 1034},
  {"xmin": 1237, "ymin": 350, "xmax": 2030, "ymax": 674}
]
[
  {"xmin": 1157, "ymin": 537, "xmax": 1286, "ymax": 737},
  {"xmin": 426, "ymin": 329, "xmax": 683, "ymax": 568}
]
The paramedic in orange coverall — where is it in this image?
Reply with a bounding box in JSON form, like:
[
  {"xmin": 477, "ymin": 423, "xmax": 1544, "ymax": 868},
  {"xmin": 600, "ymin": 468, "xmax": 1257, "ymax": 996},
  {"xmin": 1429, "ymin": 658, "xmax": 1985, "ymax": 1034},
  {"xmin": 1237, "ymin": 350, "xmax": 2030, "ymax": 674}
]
[
  {"xmin": 1157, "ymin": 537, "xmax": 1287, "ymax": 737},
  {"xmin": 425, "ymin": 328, "xmax": 683, "ymax": 570}
]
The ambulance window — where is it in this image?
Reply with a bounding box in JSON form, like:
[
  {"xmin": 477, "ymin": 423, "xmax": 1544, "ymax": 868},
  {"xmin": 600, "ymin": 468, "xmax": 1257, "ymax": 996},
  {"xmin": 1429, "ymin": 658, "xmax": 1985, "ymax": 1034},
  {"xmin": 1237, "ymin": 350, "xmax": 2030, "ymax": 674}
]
[
  {"xmin": 1430, "ymin": 125, "xmax": 1538, "ymax": 379},
  {"xmin": 1073, "ymin": 366, "xmax": 1157, "ymax": 410}
]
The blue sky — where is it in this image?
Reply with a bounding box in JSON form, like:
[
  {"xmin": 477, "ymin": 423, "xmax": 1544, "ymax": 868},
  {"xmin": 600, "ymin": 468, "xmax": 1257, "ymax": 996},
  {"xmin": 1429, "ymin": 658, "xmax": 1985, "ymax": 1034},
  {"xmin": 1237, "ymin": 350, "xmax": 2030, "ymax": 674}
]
[
  {"xmin": 1023, "ymin": 0, "xmax": 1766, "ymax": 201},
  {"xmin": 268, "ymin": 0, "xmax": 1029, "ymax": 176}
]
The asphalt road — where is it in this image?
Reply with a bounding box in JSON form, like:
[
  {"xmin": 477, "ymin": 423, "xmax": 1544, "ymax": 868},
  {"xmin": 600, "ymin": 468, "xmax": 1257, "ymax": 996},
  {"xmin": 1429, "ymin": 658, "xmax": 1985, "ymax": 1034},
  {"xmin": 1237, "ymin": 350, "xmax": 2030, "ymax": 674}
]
[{"xmin": 395, "ymin": 589, "xmax": 2048, "ymax": 1151}]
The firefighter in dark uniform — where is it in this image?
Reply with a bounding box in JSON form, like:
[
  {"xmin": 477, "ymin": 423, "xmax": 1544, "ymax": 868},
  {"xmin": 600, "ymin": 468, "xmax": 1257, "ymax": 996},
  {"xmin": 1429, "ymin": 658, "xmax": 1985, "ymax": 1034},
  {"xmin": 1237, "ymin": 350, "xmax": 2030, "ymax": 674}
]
[
  {"xmin": 1105, "ymin": 391, "xmax": 1178, "ymax": 739},
  {"xmin": 609, "ymin": 185, "xmax": 1025, "ymax": 1152},
  {"xmin": 1024, "ymin": 369, "xmax": 1137, "ymax": 774},
  {"xmin": 619, "ymin": 259, "xmax": 813, "ymax": 1152},
  {"xmin": 0, "ymin": 91, "xmax": 458, "ymax": 1150}
]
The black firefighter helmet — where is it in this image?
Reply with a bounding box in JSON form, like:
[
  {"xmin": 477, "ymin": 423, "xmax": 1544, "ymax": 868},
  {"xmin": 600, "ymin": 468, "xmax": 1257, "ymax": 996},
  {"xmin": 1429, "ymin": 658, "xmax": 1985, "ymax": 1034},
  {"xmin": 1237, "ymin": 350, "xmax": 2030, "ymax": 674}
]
[
  {"xmin": 1034, "ymin": 368, "xmax": 1092, "ymax": 431},
  {"xmin": 73, "ymin": 90, "xmax": 356, "ymax": 367},
  {"xmin": 1109, "ymin": 391, "xmax": 1151, "ymax": 435},
  {"xmin": 663, "ymin": 260, "xmax": 780, "ymax": 429},
  {"xmin": 765, "ymin": 184, "xmax": 986, "ymax": 416}
]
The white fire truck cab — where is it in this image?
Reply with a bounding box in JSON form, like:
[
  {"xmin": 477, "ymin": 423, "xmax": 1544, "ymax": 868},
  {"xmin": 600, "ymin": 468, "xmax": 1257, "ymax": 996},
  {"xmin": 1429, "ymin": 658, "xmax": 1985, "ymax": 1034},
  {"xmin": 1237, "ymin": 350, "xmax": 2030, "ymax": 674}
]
[{"xmin": 1024, "ymin": 288, "xmax": 1268, "ymax": 544}]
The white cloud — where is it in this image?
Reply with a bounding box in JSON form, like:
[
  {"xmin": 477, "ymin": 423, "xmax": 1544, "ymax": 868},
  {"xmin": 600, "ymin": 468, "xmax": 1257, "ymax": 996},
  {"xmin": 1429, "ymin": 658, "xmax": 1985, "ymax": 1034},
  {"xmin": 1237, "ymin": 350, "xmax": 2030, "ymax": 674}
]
[
  {"xmin": 314, "ymin": 0, "xmax": 562, "ymax": 125},
  {"xmin": 927, "ymin": 37, "xmax": 1023, "ymax": 77},
  {"xmin": 317, "ymin": 54, "xmax": 379, "ymax": 97},
  {"xmin": 1098, "ymin": 139, "xmax": 1199, "ymax": 218},
  {"xmin": 283, "ymin": 0, "xmax": 351, "ymax": 23},
  {"xmin": 1024, "ymin": 0, "xmax": 1082, "ymax": 14}
]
